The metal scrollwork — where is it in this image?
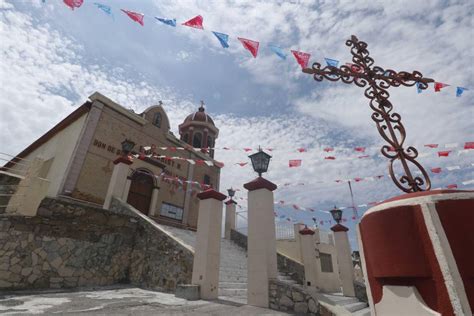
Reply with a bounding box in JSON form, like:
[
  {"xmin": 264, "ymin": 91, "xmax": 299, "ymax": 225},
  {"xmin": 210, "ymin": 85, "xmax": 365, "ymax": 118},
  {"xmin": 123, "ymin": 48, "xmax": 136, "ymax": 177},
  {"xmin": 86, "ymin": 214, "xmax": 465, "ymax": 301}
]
[{"xmin": 303, "ymin": 35, "xmax": 435, "ymax": 193}]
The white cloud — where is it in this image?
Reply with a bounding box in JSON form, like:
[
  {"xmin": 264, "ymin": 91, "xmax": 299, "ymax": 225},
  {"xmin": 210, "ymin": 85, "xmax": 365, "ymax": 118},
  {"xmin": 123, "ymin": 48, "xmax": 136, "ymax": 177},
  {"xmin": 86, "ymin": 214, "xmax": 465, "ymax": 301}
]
[{"xmin": 1, "ymin": 0, "xmax": 472, "ymax": 246}]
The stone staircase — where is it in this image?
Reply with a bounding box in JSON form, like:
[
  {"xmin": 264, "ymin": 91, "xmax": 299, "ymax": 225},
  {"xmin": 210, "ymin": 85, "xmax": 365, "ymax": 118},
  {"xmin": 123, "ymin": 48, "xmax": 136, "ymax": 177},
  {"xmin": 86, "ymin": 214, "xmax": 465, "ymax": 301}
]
[
  {"xmin": 157, "ymin": 223, "xmax": 370, "ymax": 314},
  {"xmin": 320, "ymin": 293, "xmax": 370, "ymax": 315}
]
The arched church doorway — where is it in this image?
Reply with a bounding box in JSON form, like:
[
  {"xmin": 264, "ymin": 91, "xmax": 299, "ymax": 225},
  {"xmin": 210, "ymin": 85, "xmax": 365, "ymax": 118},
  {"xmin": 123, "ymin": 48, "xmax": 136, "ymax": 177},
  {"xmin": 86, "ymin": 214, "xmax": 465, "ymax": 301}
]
[{"xmin": 127, "ymin": 169, "xmax": 154, "ymax": 215}]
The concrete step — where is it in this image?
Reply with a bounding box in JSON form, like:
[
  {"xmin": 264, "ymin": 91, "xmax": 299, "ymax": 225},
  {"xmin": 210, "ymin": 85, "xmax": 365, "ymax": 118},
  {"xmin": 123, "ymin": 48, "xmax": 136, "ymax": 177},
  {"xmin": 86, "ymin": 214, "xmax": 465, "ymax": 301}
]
[
  {"xmin": 219, "ymin": 282, "xmax": 247, "ymax": 289},
  {"xmin": 219, "ymin": 275, "xmax": 247, "ymax": 283},
  {"xmin": 218, "ymin": 295, "xmax": 247, "ymax": 304},
  {"xmin": 324, "ymin": 294, "xmax": 359, "ymax": 305},
  {"xmin": 352, "ymin": 307, "xmax": 371, "ymax": 315},
  {"xmin": 219, "ymin": 269, "xmax": 247, "ymax": 276},
  {"xmin": 345, "ymin": 302, "xmax": 368, "ymax": 313},
  {"xmin": 219, "ymin": 288, "xmax": 247, "ymax": 297}
]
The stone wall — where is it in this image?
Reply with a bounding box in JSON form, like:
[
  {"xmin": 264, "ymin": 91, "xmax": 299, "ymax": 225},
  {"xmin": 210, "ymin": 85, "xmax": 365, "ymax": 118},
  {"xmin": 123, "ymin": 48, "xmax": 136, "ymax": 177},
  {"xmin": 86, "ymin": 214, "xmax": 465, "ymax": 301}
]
[
  {"xmin": 230, "ymin": 229, "xmax": 304, "ymax": 284},
  {"xmin": 269, "ymin": 279, "xmax": 333, "ymax": 315},
  {"xmin": 0, "ymin": 196, "xmax": 194, "ymax": 292},
  {"xmin": 109, "ymin": 197, "xmax": 194, "ymax": 291},
  {"xmin": 0, "ymin": 197, "xmax": 136, "ymax": 290},
  {"xmin": 354, "ymin": 280, "xmax": 368, "ymax": 303}
]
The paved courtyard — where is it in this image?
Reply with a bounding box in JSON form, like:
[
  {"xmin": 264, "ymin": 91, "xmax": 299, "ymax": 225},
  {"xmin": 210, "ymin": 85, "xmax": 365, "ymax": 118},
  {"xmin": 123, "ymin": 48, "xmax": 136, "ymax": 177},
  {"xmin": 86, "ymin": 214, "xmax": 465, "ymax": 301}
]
[{"xmin": 0, "ymin": 286, "xmax": 291, "ymax": 315}]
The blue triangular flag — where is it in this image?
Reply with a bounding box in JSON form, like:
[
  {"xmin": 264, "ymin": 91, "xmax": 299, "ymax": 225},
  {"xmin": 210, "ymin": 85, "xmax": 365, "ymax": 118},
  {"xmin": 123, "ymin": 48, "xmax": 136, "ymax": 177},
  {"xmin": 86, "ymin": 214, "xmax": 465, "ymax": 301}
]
[
  {"xmin": 155, "ymin": 17, "xmax": 176, "ymax": 27},
  {"xmin": 416, "ymin": 82, "xmax": 423, "ymax": 94},
  {"xmin": 325, "ymin": 58, "xmax": 339, "ymax": 67},
  {"xmin": 94, "ymin": 3, "xmax": 113, "ymax": 18},
  {"xmin": 212, "ymin": 31, "xmax": 229, "ymax": 48},
  {"xmin": 268, "ymin": 44, "xmax": 287, "ymax": 60},
  {"xmin": 456, "ymin": 86, "xmax": 468, "ymax": 97}
]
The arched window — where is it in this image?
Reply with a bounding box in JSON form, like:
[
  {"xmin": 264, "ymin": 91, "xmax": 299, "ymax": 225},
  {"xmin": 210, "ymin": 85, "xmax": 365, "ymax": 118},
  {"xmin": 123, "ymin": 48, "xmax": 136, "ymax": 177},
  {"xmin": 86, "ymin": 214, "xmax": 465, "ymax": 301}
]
[
  {"xmin": 182, "ymin": 133, "xmax": 189, "ymax": 143},
  {"xmin": 207, "ymin": 136, "xmax": 214, "ymax": 158},
  {"xmin": 153, "ymin": 112, "xmax": 162, "ymax": 128},
  {"xmin": 193, "ymin": 133, "xmax": 202, "ymax": 148}
]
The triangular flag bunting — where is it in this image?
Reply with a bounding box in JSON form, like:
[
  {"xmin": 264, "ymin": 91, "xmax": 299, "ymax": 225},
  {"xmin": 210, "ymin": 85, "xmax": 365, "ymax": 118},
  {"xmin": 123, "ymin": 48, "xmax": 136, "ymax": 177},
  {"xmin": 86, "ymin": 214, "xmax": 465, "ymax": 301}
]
[
  {"xmin": 434, "ymin": 82, "xmax": 449, "ymax": 92},
  {"xmin": 416, "ymin": 82, "xmax": 423, "ymax": 94},
  {"xmin": 63, "ymin": 0, "xmax": 83, "ymax": 10},
  {"xmin": 424, "ymin": 144, "xmax": 438, "ymax": 148},
  {"xmin": 464, "ymin": 142, "xmax": 474, "ymax": 149},
  {"xmin": 430, "ymin": 167, "xmax": 442, "ymax": 174},
  {"xmin": 325, "ymin": 58, "xmax": 339, "ymax": 67},
  {"xmin": 289, "ymin": 160, "xmax": 302, "ymax": 167},
  {"xmin": 446, "ymin": 184, "xmax": 458, "ymax": 189},
  {"xmin": 354, "ymin": 147, "xmax": 366, "ymax": 152},
  {"xmin": 94, "ymin": 3, "xmax": 112, "ymax": 15},
  {"xmin": 238, "ymin": 38, "xmax": 259, "ymax": 58},
  {"xmin": 456, "ymin": 87, "xmax": 468, "ymax": 97},
  {"xmin": 291, "ymin": 50, "xmax": 311, "ymax": 69},
  {"xmin": 212, "ymin": 31, "xmax": 229, "ymax": 48},
  {"xmin": 155, "ymin": 17, "xmax": 176, "ymax": 27},
  {"xmin": 182, "ymin": 15, "xmax": 203, "ymax": 29},
  {"xmin": 268, "ymin": 45, "xmax": 287, "ymax": 60},
  {"xmin": 438, "ymin": 150, "xmax": 451, "ymax": 157},
  {"xmin": 121, "ymin": 9, "xmax": 144, "ymax": 26}
]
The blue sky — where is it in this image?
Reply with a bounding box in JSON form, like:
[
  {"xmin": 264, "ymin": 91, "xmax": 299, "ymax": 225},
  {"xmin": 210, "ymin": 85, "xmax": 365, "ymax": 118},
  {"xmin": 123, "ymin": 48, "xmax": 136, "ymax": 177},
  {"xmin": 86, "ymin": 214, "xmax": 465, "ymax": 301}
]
[{"xmin": 1, "ymin": 0, "xmax": 473, "ymax": 247}]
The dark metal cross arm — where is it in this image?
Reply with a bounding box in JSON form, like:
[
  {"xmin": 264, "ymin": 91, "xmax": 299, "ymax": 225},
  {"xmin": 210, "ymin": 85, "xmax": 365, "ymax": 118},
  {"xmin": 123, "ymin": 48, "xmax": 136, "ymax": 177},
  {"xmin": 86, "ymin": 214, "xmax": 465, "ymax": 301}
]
[{"xmin": 302, "ymin": 35, "xmax": 433, "ymax": 193}]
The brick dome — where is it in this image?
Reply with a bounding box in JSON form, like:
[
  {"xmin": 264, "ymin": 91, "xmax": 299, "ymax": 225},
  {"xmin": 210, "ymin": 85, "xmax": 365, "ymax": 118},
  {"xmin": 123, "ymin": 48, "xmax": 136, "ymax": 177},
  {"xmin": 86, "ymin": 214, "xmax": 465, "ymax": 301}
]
[{"xmin": 184, "ymin": 104, "xmax": 215, "ymax": 126}]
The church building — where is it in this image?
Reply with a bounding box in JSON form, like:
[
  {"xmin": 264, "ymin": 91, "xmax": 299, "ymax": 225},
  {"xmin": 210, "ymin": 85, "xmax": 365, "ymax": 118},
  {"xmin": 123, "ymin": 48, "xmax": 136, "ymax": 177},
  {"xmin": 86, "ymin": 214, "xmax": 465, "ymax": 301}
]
[{"xmin": 2, "ymin": 92, "xmax": 221, "ymax": 229}]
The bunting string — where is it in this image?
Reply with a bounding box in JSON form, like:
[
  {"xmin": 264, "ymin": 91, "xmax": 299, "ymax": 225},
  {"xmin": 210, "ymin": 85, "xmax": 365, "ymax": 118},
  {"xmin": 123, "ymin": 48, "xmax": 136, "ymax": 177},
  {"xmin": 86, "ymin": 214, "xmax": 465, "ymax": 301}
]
[{"xmin": 49, "ymin": 1, "xmax": 471, "ymax": 97}]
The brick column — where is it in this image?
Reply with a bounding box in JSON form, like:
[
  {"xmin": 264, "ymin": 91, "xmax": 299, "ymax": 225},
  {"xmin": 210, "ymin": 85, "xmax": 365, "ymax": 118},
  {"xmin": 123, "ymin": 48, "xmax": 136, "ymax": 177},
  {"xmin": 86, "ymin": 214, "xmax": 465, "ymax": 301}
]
[
  {"xmin": 331, "ymin": 223, "xmax": 355, "ymax": 297},
  {"xmin": 103, "ymin": 156, "xmax": 133, "ymax": 210},
  {"xmin": 224, "ymin": 199, "xmax": 237, "ymax": 239},
  {"xmin": 244, "ymin": 177, "xmax": 278, "ymax": 307},
  {"xmin": 191, "ymin": 189, "xmax": 226, "ymax": 299},
  {"xmin": 148, "ymin": 186, "xmax": 160, "ymax": 216}
]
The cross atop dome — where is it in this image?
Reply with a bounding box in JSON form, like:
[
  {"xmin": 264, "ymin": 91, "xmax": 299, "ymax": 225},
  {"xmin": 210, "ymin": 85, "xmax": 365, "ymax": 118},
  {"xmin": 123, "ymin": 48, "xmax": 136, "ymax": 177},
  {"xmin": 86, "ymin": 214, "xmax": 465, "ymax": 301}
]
[{"xmin": 199, "ymin": 100, "xmax": 205, "ymax": 111}]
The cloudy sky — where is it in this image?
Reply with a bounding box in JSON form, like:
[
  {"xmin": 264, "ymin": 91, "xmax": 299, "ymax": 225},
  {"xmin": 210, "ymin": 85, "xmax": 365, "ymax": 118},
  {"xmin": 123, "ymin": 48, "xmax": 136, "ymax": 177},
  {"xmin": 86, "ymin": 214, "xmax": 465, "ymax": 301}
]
[{"xmin": 1, "ymin": 0, "xmax": 473, "ymax": 247}]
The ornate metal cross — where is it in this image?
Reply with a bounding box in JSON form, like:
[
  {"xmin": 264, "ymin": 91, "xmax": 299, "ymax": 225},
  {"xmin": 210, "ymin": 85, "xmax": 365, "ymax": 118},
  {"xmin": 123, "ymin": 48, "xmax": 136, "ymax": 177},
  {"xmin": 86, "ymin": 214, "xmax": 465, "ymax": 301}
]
[{"xmin": 303, "ymin": 35, "xmax": 434, "ymax": 193}]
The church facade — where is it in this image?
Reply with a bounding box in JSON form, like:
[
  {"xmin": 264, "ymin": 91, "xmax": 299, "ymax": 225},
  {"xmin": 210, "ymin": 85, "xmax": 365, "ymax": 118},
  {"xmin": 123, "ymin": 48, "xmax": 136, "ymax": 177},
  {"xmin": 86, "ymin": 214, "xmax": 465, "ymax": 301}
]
[{"xmin": 3, "ymin": 92, "xmax": 221, "ymax": 229}]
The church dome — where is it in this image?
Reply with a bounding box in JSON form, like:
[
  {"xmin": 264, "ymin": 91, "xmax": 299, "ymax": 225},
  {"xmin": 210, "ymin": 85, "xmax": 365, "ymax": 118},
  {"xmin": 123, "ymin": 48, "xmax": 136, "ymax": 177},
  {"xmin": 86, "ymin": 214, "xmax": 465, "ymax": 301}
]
[{"xmin": 183, "ymin": 103, "xmax": 215, "ymax": 126}]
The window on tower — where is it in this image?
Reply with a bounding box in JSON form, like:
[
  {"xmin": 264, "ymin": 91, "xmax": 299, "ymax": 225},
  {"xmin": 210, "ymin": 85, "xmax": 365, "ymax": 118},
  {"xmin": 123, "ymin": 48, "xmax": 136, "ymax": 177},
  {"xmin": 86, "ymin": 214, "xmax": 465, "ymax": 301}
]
[
  {"xmin": 193, "ymin": 133, "xmax": 202, "ymax": 148},
  {"xmin": 153, "ymin": 112, "xmax": 162, "ymax": 128},
  {"xmin": 207, "ymin": 136, "xmax": 214, "ymax": 158}
]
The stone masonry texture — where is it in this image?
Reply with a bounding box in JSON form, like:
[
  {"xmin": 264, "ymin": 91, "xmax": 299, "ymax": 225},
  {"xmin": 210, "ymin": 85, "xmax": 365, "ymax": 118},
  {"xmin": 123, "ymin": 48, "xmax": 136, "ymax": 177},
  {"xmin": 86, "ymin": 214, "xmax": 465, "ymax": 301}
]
[{"xmin": 0, "ymin": 197, "xmax": 193, "ymax": 292}]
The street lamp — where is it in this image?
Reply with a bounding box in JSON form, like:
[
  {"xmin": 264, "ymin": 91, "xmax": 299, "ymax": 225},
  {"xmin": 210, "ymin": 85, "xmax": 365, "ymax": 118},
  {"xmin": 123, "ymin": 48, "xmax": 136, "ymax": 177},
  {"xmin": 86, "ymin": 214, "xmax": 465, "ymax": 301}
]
[
  {"xmin": 248, "ymin": 146, "xmax": 272, "ymax": 177},
  {"xmin": 330, "ymin": 205, "xmax": 343, "ymax": 224},
  {"xmin": 121, "ymin": 139, "xmax": 135, "ymax": 155},
  {"xmin": 227, "ymin": 187, "xmax": 236, "ymax": 198}
]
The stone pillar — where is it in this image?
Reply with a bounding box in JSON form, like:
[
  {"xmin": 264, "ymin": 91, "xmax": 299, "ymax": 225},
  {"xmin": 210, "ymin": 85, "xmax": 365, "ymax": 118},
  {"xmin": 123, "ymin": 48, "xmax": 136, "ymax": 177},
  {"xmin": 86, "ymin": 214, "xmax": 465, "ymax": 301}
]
[
  {"xmin": 358, "ymin": 190, "xmax": 473, "ymax": 316},
  {"xmin": 244, "ymin": 177, "xmax": 278, "ymax": 307},
  {"xmin": 191, "ymin": 188, "xmax": 226, "ymax": 300},
  {"xmin": 103, "ymin": 156, "xmax": 133, "ymax": 210},
  {"xmin": 331, "ymin": 223, "xmax": 355, "ymax": 297},
  {"xmin": 299, "ymin": 226, "xmax": 320, "ymax": 288},
  {"xmin": 148, "ymin": 186, "xmax": 160, "ymax": 216},
  {"xmin": 6, "ymin": 157, "xmax": 50, "ymax": 216},
  {"xmin": 224, "ymin": 199, "xmax": 237, "ymax": 239}
]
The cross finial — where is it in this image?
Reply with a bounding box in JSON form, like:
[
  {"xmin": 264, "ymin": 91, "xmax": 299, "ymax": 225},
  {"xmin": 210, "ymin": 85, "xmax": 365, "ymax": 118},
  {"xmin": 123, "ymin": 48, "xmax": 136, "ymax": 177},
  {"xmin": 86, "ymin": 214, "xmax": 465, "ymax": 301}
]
[
  {"xmin": 199, "ymin": 100, "xmax": 205, "ymax": 112},
  {"xmin": 158, "ymin": 100, "xmax": 163, "ymax": 106}
]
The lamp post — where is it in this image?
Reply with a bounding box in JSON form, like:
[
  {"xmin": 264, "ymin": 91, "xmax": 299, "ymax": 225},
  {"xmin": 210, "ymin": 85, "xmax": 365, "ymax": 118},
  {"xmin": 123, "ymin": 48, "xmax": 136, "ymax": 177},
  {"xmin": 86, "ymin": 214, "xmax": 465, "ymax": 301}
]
[
  {"xmin": 248, "ymin": 147, "xmax": 272, "ymax": 177},
  {"xmin": 121, "ymin": 139, "xmax": 136, "ymax": 156},
  {"xmin": 227, "ymin": 187, "xmax": 236, "ymax": 199},
  {"xmin": 330, "ymin": 206, "xmax": 343, "ymax": 224}
]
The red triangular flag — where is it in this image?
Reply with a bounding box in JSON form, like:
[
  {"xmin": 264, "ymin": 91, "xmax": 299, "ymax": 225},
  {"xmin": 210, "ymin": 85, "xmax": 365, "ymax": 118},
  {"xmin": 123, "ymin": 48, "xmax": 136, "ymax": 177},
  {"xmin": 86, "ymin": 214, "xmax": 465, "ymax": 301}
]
[
  {"xmin": 424, "ymin": 144, "xmax": 438, "ymax": 148},
  {"xmin": 63, "ymin": 0, "xmax": 83, "ymax": 10},
  {"xmin": 289, "ymin": 159, "xmax": 302, "ymax": 167},
  {"xmin": 464, "ymin": 142, "xmax": 474, "ymax": 149},
  {"xmin": 354, "ymin": 147, "xmax": 366, "ymax": 152},
  {"xmin": 430, "ymin": 167, "xmax": 442, "ymax": 174},
  {"xmin": 354, "ymin": 177, "xmax": 363, "ymax": 182},
  {"xmin": 434, "ymin": 82, "xmax": 449, "ymax": 92},
  {"xmin": 323, "ymin": 147, "xmax": 334, "ymax": 152},
  {"xmin": 291, "ymin": 50, "xmax": 311, "ymax": 69},
  {"xmin": 297, "ymin": 148, "xmax": 307, "ymax": 153},
  {"xmin": 238, "ymin": 38, "xmax": 259, "ymax": 58},
  {"xmin": 446, "ymin": 184, "xmax": 458, "ymax": 189},
  {"xmin": 325, "ymin": 156, "xmax": 336, "ymax": 160},
  {"xmin": 243, "ymin": 148, "xmax": 252, "ymax": 152},
  {"xmin": 121, "ymin": 9, "xmax": 144, "ymax": 26},
  {"xmin": 182, "ymin": 15, "xmax": 203, "ymax": 29},
  {"xmin": 236, "ymin": 162, "xmax": 248, "ymax": 167},
  {"xmin": 438, "ymin": 150, "xmax": 451, "ymax": 157},
  {"xmin": 292, "ymin": 204, "xmax": 300, "ymax": 210}
]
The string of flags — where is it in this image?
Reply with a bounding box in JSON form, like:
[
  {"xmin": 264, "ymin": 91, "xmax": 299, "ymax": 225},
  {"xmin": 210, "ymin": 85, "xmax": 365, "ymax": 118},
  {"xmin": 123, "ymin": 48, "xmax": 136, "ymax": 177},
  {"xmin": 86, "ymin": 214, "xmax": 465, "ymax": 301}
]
[
  {"xmin": 54, "ymin": 0, "xmax": 470, "ymax": 97},
  {"xmin": 141, "ymin": 141, "xmax": 474, "ymax": 154}
]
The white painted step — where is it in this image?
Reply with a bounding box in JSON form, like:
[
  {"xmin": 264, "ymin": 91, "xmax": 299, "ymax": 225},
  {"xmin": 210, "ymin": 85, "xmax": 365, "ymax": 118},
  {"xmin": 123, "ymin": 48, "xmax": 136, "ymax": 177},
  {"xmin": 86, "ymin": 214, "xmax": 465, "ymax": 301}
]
[
  {"xmin": 219, "ymin": 288, "xmax": 247, "ymax": 297},
  {"xmin": 219, "ymin": 282, "xmax": 247, "ymax": 289},
  {"xmin": 345, "ymin": 302, "xmax": 369, "ymax": 312},
  {"xmin": 352, "ymin": 307, "xmax": 371, "ymax": 316}
]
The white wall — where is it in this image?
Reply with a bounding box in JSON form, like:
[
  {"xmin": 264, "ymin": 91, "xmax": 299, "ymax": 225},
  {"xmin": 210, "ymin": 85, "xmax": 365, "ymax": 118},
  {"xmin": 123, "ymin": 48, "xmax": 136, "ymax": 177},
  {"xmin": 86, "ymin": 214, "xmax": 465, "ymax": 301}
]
[{"xmin": 9, "ymin": 113, "xmax": 88, "ymax": 197}]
